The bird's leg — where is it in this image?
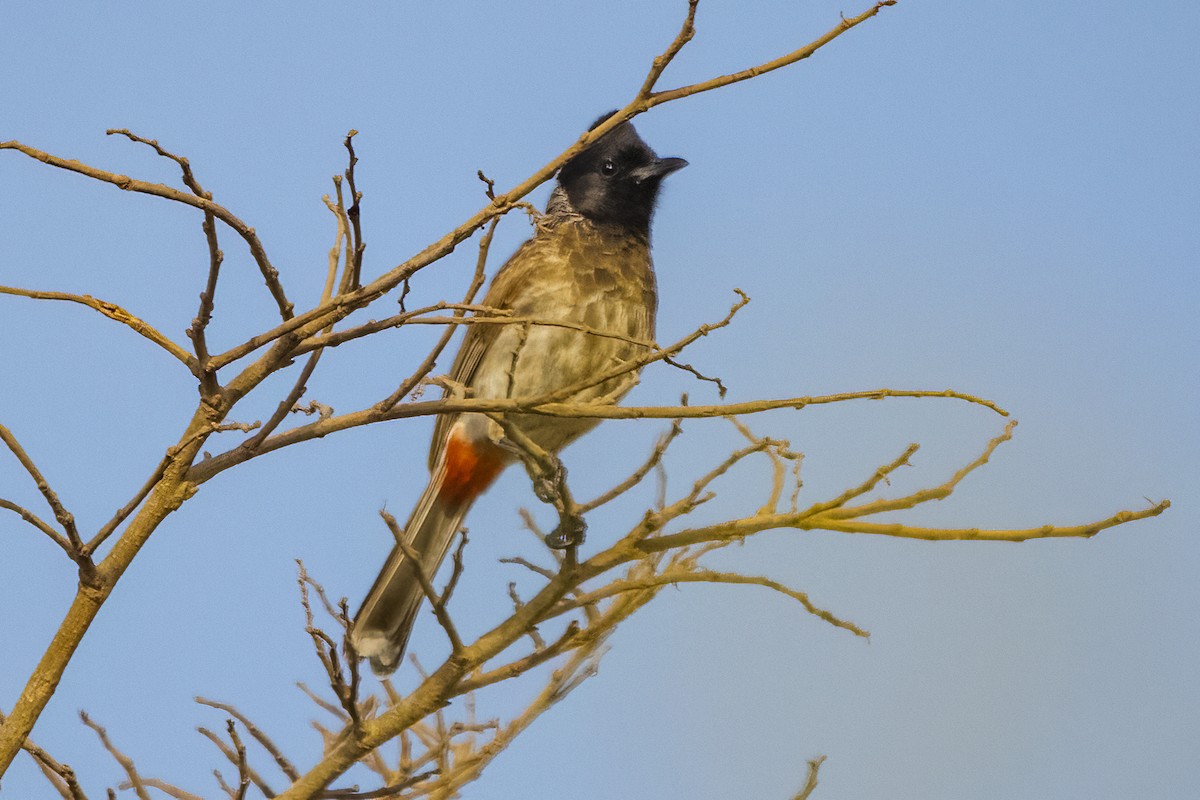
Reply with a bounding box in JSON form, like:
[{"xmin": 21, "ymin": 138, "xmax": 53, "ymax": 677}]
[
  {"xmin": 490, "ymin": 417, "xmax": 586, "ymax": 550},
  {"xmin": 545, "ymin": 512, "xmax": 586, "ymax": 550},
  {"xmin": 531, "ymin": 458, "xmax": 564, "ymax": 504}
]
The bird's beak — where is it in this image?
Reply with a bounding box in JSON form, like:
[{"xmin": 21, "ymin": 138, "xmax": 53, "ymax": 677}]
[{"xmin": 631, "ymin": 157, "xmax": 689, "ymax": 184}]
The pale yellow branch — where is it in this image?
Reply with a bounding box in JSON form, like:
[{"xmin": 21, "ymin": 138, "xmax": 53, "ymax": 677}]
[
  {"xmin": 808, "ymin": 501, "xmax": 1169, "ymax": 542},
  {"xmin": 559, "ymin": 568, "xmax": 870, "ymax": 638},
  {"xmin": 819, "ymin": 421, "xmax": 1017, "ymax": 521},
  {"xmin": 636, "ymin": 499, "xmax": 1170, "ymax": 553},
  {"xmin": 792, "ymin": 755, "xmax": 827, "ymax": 800},
  {"xmin": 0, "ymin": 284, "xmax": 194, "ymax": 367},
  {"xmin": 798, "ymin": 442, "xmax": 921, "ymax": 519}
]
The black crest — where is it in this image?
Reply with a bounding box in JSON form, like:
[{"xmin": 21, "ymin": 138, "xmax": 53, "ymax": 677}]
[{"xmin": 556, "ymin": 111, "xmax": 687, "ymax": 235}]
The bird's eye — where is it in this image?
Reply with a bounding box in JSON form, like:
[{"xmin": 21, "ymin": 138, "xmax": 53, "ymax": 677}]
[{"xmin": 601, "ymin": 160, "xmax": 617, "ymax": 176}]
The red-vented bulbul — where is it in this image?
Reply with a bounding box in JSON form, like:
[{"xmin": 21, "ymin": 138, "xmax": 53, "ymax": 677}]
[{"xmin": 352, "ymin": 113, "xmax": 686, "ymax": 674}]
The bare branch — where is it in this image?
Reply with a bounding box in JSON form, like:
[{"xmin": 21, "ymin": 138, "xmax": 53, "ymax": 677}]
[
  {"xmin": 817, "ymin": 420, "xmax": 1015, "ymax": 521},
  {"xmin": 437, "ymin": 529, "xmax": 470, "ymax": 615},
  {"xmin": 455, "ymin": 621, "xmax": 581, "ymax": 695},
  {"xmin": 319, "ymin": 770, "xmax": 437, "ymax": 799},
  {"xmin": 579, "ymin": 420, "xmax": 683, "ymax": 513},
  {"xmin": 506, "ymin": 582, "xmax": 546, "ymax": 649},
  {"xmin": 0, "ymin": 497, "xmax": 72, "ymax": 553},
  {"xmin": 118, "ymin": 778, "xmax": 202, "ymax": 800},
  {"xmin": 190, "ymin": 376, "xmax": 1007, "ymax": 488},
  {"xmin": 79, "ymin": 711, "xmax": 151, "ymax": 800},
  {"xmin": 342, "ymin": 131, "xmax": 366, "ymax": 293},
  {"xmin": 498, "ymin": 556, "xmax": 556, "ymax": 581},
  {"xmin": 195, "ymin": 697, "xmax": 301, "ymax": 783},
  {"xmin": 0, "ymin": 421, "xmax": 82, "ymax": 552},
  {"xmin": 105, "ymin": 128, "xmax": 226, "ymax": 389},
  {"xmin": 558, "ymin": 569, "xmax": 869, "ymax": 638},
  {"xmin": 663, "ymin": 354, "xmax": 728, "ymax": 397},
  {"xmin": 0, "ymin": 140, "xmax": 293, "ymax": 321},
  {"xmin": 791, "ymin": 755, "xmax": 827, "ymax": 800},
  {"xmin": 297, "ymin": 682, "xmax": 351, "ymax": 724},
  {"xmin": 291, "ymin": 303, "xmax": 502, "ymax": 358},
  {"xmin": 380, "ymin": 510, "xmax": 464, "ymax": 652},
  {"xmin": 197, "ymin": 724, "xmax": 270, "ymax": 800},
  {"xmin": 809, "ymin": 501, "xmax": 1171, "ymax": 542},
  {"xmin": 638, "ymin": 0, "xmax": 698, "ymax": 97},
  {"xmin": 373, "ymin": 200, "xmax": 500, "ymax": 411},
  {"xmin": 0, "ymin": 708, "xmax": 88, "ymax": 800},
  {"xmin": 0, "ymin": 285, "xmax": 195, "ymax": 367},
  {"xmin": 85, "ymin": 454, "xmax": 173, "ymax": 554},
  {"xmin": 728, "ymin": 416, "xmax": 799, "ymax": 516},
  {"xmin": 226, "ymin": 721, "xmax": 252, "ymax": 800},
  {"xmin": 798, "ymin": 441, "xmax": 920, "ymax": 519},
  {"xmin": 645, "ymin": 2, "xmax": 899, "ymax": 110},
  {"xmin": 297, "ymin": 563, "xmax": 363, "ymax": 729},
  {"xmin": 639, "ymin": 498, "xmax": 1172, "ymax": 555}
]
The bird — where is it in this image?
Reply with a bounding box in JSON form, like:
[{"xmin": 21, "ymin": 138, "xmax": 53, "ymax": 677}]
[{"xmin": 352, "ymin": 112, "xmax": 687, "ymax": 674}]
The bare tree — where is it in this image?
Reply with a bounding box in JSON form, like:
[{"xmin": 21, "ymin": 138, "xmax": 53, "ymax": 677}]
[{"xmin": 0, "ymin": 2, "xmax": 1169, "ymax": 798}]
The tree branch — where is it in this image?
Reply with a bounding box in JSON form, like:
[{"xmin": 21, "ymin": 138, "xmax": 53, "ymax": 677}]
[
  {"xmin": 196, "ymin": 697, "xmax": 301, "ymax": 784},
  {"xmin": 80, "ymin": 711, "xmax": 151, "ymax": 800},
  {"xmin": 0, "ymin": 285, "xmax": 195, "ymax": 367},
  {"xmin": 0, "ymin": 140, "xmax": 293, "ymax": 321},
  {"xmin": 0, "ymin": 421, "xmax": 84, "ymax": 557},
  {"xmin": 0, "ymin": 497, "xmax": 72, "ymax": 553},
  {"xmin": 380, "ymin": 510, "xmax": 464, "ymax": 653},
  {"xmin": 0, "ymin": 708, "xmax": 88, "ymax": 800},
  {"xmin": 791, "ymin": 755, "xmax": 827, "ymax": 800}
]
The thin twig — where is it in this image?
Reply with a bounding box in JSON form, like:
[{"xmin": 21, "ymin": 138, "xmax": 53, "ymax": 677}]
[
  {"xmin": 86, "ymin": 453, "xmax": 172, "ymax": 554},
  {"xmin": 118, "ymin": 779, "xmax": 202, "ymax": 800},
  {"xmin": 792, "ymin": 755, "xmax": 827, "ymax": 800},
  {"xmin": 319, "ymin": 770, "xmax": 438, "ymax": 799},
  {"xmin": 342, "ymin": 131, "xmax": 366, "ymax": 292},
  {"xmin": 197, "ymin": 725, "xmax": 271, "ymax": 799},
  {"xmin": 455, "ymin": 621, "xmax": 582, "ymax": 695},
  {"xmin": 0, "ymin": 422, "xmax": 83, "ymax": 552},
  {"xmin": 817, "ymin": 421, "xmax": 1014, "ymax": 521},
  {"xmin": 105, "ymin": 129, "xmax": 227, "ymax": 389},
  {"xmin": 79, "ymin": 711, "xmax": 151, "ymax": 800},
  {"xmin": 380, "ymin": 510, "xmax": 463, "ymax": 652},
  {"xmin": 436, "ymin": 529, "xmax": 470, "ymax": 615},
  {"xmin": 644, "ymin": 2, "xmax": 899, "ymax": 110},
  {"xmin": 195, "ymin": 697, "xmax": 301, "ymax": 783},
  {"xmin": 580, "ymin": 420, "xmax": 683, "ymax": 513},
  {"xmin": 226, "ymin": 721, "xmax": 252, "ymax": 800},
  {"xmin": 297, "ymin": 563, "xmax": 362, "ymax": 729},
  {"xmin": 555, "ymin": 568, "xmax": 869, "ymax": 638},
  {"xmin": 797, "ymin": 442, "xmax": 919, "ymax": 519},
  {"xmin": 0, "ymin": 708, "xmax": 87, "ymax": 800},
  {"xmin": 0, "ymin": 497, "xmax": 71, "ymax": 553},
  {"xmin": 373, "ymin": 202, "xmax": 500, "ymax": 411},
  {"xmin": 0, "ymin": 285, "xmax": 194, "ymax": 367},
  {"xmin": 0, "ymin": 141, "xmax": 294, "ymax": 320}
]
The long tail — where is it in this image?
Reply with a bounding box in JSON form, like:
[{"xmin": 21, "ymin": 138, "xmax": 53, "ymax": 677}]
[{"xmin": 352, "ymin": 429, "xmax": 505, "ymax": 674}]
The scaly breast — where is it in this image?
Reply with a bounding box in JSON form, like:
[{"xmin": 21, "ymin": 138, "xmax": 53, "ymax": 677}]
[{"xmin": 470, "ymin": 223, "xmax": 658, "ymax": 451}]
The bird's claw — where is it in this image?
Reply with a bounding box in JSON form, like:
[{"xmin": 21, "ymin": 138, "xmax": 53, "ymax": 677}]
[
  {"xmin": 533, "ymin": 476, "xmax": 558, "ymax": 503},
  {"xmin": 533, "ymin": 460, "xmax": 566, "ymax": 503},
  {"xmin": 544, "ymin": 517, "xmax": 586, "ymax": 550}
]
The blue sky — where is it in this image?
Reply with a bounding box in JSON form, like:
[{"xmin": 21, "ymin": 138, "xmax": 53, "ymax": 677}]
[{"xmin": 2, "ymin": 2, "xmax": 1197, "ymax": 798}]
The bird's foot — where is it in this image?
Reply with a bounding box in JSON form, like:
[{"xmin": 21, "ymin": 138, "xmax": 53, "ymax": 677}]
[
  {"xmin": 533, "ymin": 460, "xmax": 566, "ymax": 504},
  {"xmin": 544, "ymin": 516, "xmax": 586, "ymax": 550}
]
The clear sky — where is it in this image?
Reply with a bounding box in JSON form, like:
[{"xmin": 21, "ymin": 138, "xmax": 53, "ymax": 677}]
[{"xmin": 2, "ymin": 2, "xmax": 1197, "ymax": 798}]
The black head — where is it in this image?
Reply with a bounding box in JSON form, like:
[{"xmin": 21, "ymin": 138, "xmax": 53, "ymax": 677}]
[{"xmin": 556, "ymin": 111, "xmax": 687, "ymax": 235}]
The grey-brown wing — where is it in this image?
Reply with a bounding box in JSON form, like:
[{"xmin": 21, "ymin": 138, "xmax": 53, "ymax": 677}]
[{"xmin": 427, "ymin": 237, "xmax": 542, "ymax": 470}]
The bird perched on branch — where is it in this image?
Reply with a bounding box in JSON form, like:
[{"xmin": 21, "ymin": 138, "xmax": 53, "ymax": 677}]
[{"xmin": 352, "ymin": 112, "xmax": 687, "ymax": 674}]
